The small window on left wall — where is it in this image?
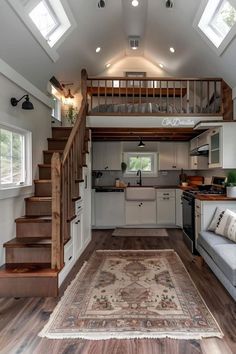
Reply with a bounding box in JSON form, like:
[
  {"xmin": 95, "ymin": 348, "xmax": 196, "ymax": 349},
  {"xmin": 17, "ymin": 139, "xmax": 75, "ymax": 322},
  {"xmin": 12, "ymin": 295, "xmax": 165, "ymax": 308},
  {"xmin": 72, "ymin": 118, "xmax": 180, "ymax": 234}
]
[{"xmin": 0, "ymin": 125, "xmax": 32, "ymax": 189}]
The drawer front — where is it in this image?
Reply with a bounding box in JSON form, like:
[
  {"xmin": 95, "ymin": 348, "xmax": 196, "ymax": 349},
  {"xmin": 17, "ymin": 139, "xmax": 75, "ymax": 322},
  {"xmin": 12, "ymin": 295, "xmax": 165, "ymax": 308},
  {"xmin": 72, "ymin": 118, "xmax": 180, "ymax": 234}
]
[
  {"xmin": 64, "ymin": 240, "xmax": 74, "ymax": 265},
  {"xmin": 156, "ymin": 189, "xmax": 175, "ymax": 198}
]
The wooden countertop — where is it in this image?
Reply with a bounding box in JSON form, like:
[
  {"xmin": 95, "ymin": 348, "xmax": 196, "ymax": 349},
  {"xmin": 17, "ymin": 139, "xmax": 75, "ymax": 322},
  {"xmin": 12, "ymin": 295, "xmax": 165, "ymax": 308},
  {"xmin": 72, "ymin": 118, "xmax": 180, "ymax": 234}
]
[{"xmin": 195, "ymin": 194, "xmax": 236, "ymax": 201}]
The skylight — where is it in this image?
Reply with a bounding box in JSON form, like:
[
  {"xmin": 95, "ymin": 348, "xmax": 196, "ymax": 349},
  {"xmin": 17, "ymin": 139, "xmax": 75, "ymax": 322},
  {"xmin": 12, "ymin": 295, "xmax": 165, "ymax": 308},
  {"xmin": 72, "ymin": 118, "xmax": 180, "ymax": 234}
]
[
  {"xmin": 29, "ymin": 1, "xmax": 59, "ymax": 39},
  {"xmin": 196, "ymin": 0, "xmax": 236, "ymax": 52}
]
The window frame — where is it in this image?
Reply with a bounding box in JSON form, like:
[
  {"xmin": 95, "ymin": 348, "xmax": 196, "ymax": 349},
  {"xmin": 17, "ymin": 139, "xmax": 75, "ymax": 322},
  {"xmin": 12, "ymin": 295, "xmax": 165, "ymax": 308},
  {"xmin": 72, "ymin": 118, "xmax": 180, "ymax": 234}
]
[
  {"xmin": 123, "ymin": 152, "xmax": 158, "ymax": 177},
  {"xmin": 193, "ymin": 0, "xmax": 236, "ymax": 56},
  {"xmin": 0, "ymin": 123, "xmax": 32, "ymax": 192}
]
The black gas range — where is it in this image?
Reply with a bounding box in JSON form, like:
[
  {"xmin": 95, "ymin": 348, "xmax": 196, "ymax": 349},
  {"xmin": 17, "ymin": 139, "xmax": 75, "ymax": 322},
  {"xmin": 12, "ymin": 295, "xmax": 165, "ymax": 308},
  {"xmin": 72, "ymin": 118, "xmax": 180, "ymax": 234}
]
[{"xmin": 181, "ymin": 176, "xmax": 226, "ymax": 254}]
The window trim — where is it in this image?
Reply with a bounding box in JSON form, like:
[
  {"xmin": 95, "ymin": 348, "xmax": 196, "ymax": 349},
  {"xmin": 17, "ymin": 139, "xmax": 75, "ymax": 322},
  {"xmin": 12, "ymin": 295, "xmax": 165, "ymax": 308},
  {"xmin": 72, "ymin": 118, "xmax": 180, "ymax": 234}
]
[
  {"xmin": 193, "ymin": 0, "xmax": 236, "ymax": 56},
  {"xmin": 123, "ymin": 152, "xmax": 158, "ymax": 177},
  {"xmin": 7, "ymin": 0, "xmax": 77, "ymax": 62},
  {"xmin": 0, "ymin": 123, "xmax": 32, "ymax": 194}
]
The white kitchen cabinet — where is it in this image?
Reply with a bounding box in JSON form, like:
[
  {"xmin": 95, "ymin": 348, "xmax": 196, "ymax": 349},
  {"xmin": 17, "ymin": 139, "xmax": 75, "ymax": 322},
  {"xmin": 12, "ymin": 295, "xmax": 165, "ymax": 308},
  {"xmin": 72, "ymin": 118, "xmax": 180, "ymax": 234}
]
[
  {"xmin": 125, "ymin": 201, "xmax": 156, "ymax": 225},
  {"xmin": 93, "ymin": 142, "xmax": 122, "ymax": 170},
  {"xmin": 175, "ymin": 189, "xmax": 183, "ymax": 227},
  {"xmin": 156, "ymin": 189, "xmax": 176, "ymax": 225},
  {"xmin": 95, "ymin": 192, "xmax": 125, "ymax": 227},
  {"xmin": 159, "ymin": 142, "xmax": 189, "ymax": 170},
  {"xmin": 208, "ymin": 124, "xmax": 236, "ymax": 169},
  {"xmin": 190, "ymin": 131, "xmax": 209, "ymax": 170}
]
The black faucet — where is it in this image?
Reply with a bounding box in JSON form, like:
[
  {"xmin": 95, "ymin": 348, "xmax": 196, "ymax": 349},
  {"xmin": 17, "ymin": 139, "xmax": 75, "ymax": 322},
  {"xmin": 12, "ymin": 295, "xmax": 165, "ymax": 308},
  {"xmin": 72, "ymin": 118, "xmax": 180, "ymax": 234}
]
[{"xmin": 137, "ymin": 169, "xmax": 142, "ymax": 186}]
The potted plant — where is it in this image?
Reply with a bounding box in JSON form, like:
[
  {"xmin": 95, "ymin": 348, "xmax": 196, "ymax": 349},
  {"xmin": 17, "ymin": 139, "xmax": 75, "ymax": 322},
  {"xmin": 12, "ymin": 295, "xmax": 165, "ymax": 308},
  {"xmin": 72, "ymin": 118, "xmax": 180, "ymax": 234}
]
[
  {"xmin": 121, "ymin": 162, "xmax": 127, "ymax": 174},
  {"xmin": 66, "ymin": 105, "xmax": 77, "ymax": 126},
  {"xmin": 226, "ymin": 170, "xmax": 236, "ymax": 197}
]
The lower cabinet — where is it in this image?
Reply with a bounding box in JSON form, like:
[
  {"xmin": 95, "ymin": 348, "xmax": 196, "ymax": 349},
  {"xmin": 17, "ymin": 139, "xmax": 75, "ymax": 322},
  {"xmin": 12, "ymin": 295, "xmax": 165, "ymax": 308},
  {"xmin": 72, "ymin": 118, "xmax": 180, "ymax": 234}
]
[
  {"xmin": 156, "ymin": 189, "xmax": 176, "ymax": 225},
  {"xmin": 95, "ymin": 192, "xmax": 125, "ymax": 227},
  {"xmin": 125, "ymin": 201, "xmax": 156, "ymax": 225},
  {"xmin": 175, "ymin": 189, "xmax": 183, "ymax": 227}
]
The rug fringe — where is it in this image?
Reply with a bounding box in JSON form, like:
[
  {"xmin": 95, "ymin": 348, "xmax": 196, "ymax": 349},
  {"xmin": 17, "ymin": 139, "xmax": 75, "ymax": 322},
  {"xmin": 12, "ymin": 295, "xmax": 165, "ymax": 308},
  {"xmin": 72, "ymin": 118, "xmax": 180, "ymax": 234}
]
[{"xmin": 39, "ymin": 331, "xmax": 224, "ymax": 341}]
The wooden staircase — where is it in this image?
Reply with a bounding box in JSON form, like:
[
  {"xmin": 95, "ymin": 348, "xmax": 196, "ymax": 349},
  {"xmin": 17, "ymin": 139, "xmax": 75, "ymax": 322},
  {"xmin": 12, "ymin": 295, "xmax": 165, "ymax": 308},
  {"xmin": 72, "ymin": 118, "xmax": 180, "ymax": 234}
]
[{"xmin": 0, "ymin": 126, "xmax": 89, "ymax": 297}]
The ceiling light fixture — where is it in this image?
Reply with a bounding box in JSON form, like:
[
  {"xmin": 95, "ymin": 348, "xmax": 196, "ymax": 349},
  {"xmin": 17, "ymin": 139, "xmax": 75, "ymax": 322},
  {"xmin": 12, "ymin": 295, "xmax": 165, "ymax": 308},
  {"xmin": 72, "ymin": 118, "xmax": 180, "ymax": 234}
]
[
  {"xmin": 138, "ymin": 138, "xmax": 145, "ymax": 148},
  {"xmin": 96, "ymin": 47, "xmax": 101, "ymax": 53},
  {"xmin": 10, "ymin": 94, "xmax": 34, "ymax": 110},
  {"xmin": 64, "ymin": 88, "xmax": 74, "ymax": 99},
  {"xmin": 132, "ymin": 0, "xmax": 139, "ymax": 7},
  {"xmin": 169, "ymin": 47, "xmax": 175, "ymax": 53},
  {"xmin": 98, "ymin": 0, "xmax": 106, "ymax": 8},
  {"xmin": 159, "ymin": 63, "xmax": 164, "ymax": 68},
  {"xmin": 166, "ymin": 0, "xmax": 173, "ymax": 8},
  {"xmin": 129, "ymin": 36, "xmax": 140, "ymax": 50},
  {"xmin": 105, "ymin": 63, "xmax": 111, "ymax": 68}
]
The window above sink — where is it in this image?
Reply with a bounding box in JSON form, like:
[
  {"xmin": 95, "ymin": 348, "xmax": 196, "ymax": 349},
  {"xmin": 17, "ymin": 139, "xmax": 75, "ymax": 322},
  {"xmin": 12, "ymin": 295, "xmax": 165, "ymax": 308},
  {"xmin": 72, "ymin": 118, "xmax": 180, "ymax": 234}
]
[{"xmin": 123, "ymin": 152, "xmax": 158, "ymax": 177}]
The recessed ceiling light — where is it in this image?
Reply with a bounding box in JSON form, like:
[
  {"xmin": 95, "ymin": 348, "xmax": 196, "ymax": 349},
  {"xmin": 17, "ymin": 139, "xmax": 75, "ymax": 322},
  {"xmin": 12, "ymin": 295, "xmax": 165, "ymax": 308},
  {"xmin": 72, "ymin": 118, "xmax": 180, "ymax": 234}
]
[
  {"xmin": 169, "ymin": 47, "xmax": 175, "ymax": 53},
  {"xmin": 105, "ymin": 63, "xmax": 111, "ymax": 68},
  {"xmin": 132, "ymin": 0, "xmax": 139, "ymax": 7},
  {"xmin": 96, "ymin": 47, "xmax": 101, "ymax": 53},
  {"xmin": 159, "ymin": 63, "xmax": 164, "ymax": 68}
]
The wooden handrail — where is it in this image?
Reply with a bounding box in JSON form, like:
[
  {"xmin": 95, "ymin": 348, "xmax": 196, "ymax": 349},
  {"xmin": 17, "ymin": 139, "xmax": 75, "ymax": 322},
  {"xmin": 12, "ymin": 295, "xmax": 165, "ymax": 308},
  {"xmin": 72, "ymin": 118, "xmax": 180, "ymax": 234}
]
[
  {"xmin": 88, "ymin": 76, "xmax": 223, "ymax": 82},
  {"xmin": 51, "ymin": 69, "xmax": 88, "ymax": 270}
]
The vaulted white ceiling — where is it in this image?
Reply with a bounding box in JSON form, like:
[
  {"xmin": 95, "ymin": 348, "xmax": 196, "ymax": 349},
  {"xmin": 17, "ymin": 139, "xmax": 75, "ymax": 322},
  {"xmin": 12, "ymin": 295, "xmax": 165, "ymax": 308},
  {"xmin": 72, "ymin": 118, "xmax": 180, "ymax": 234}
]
[{"xmin": 1, "ymin": 0, "xmax": 236, "ymax": 92}]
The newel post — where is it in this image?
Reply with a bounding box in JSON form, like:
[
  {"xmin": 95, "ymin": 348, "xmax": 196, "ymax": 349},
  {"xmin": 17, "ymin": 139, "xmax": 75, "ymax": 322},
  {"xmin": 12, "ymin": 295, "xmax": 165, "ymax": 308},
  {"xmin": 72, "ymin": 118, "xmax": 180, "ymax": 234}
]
[
  {"xmin": 222, "ymin": 80, "xmax": 233, "ymax": 121},
  {"xmin": 81, "ymin": 68, "xmax": 88, "ymax": 101},
  {"xmin": 51, "ymin": 152, "xmax": 63, "ymax": 270}
]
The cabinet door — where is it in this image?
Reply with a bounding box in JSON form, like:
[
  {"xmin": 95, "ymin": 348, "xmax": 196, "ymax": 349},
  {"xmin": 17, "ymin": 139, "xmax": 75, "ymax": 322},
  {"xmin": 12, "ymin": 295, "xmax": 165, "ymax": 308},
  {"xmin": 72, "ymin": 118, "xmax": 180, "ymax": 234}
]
[
  {"xmin": 176, "ymin": 143, "xmax": 189, "ymax": 169},
  {"xmin": 125, "ymin": 201, "xmax": 141, "ymax": 225},
  {"xmin": 95, "ymin": 192, "xmax": 125, "ymax": 226},
  {"xmin": 106, "ymin": 142, "xmax": 122, "ymax": 170},
  {"xmin": 92, "ymin": 142, "xmax": 105, "ymax": 170},
  {"xmin": 159, "ymin": 143, "xmax": 175, "ymax": 170},
  {"xmin": 157, "ymin": 198, "xmax": 176, "ymax": 225},
  {"xmin": 209, "ymin": 128, "xmax": 221, "ymax": 168},
  {"xmin": 190, "ymin": 156, "xmax": 198, "ymax": 170},
  {"xmin": 140, "ymin": 201, "xmax": 156, "ymax": 224}
]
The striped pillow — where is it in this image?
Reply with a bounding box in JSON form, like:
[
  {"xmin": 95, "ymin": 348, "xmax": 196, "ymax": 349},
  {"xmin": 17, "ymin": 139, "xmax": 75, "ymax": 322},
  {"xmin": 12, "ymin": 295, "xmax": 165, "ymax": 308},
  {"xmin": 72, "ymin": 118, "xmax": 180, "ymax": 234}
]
[
  {"xmin": 215, "ymin": 209, "xmax": 236, "ymax": 243},
  {"xmin": 208, "ymin": 207, "xmax": 225, "ymax": 231}
]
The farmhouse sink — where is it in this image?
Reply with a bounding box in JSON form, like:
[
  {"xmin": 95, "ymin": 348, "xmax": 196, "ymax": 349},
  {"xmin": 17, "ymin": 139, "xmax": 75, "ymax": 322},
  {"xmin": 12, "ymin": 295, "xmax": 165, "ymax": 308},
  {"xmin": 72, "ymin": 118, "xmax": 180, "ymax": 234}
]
[{"xmin": 125, "ymin": 187, "xmax": 156, "ymax": 201}]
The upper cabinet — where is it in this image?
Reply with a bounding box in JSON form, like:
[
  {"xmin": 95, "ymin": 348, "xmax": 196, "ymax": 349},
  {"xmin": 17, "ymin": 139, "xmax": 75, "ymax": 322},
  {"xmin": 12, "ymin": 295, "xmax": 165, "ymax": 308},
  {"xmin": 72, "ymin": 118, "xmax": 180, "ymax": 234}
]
[
  {"xmin": 92, "ymin": 142, "xmax": 122, "ymax": 170},
  {"xmin": 209, "ymin": 128, "xmax": 220, "ymax": 168},
  {"xmin": 190, "ymin": 132, "xmax": 209, "ymax": 170},
  {"xmin": 159, "ymin": 142, "xmax": 189, "ymax": 170}
]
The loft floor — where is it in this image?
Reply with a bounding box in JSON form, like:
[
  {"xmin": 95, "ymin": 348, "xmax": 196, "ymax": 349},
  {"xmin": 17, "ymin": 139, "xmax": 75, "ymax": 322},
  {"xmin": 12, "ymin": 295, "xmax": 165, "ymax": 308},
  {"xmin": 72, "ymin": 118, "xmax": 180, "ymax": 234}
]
[{"xmin": 0, "ymin": 229, "xmax": 235, "ymax": 354}]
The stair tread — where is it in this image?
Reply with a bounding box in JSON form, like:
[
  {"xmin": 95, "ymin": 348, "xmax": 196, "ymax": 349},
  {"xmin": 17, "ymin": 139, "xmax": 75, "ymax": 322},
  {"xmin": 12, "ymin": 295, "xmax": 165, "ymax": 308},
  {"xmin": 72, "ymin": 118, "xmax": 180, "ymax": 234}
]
[
  {"xmin": 0, "ymin": 263, "xmax": 58, "ymax": 278},
  {"xmin": 25, "ymin": 197, "xmax": 52, "ymax": 202},
  {"xmin": 48, "ymin": 137, "xmax": 68, "ymax": 141},
  {"xmin": 38, "ymin": 164, "xmax": 51, "ymax": 168},
  {"xmin": 15, "ymin": 216, "xmax": 52, "ymax": 223},
  {"xmin": 4, "ymin": 237, "xmax": 51, "ymax": 248},
  {"xmin": 43, "ymin": 150, "xmax": 64, "ymax": 153},
  {"xmin": 34, "ymin": 179, "xmax": 51, "ymax": 183},
  {"xmin": 52, "ymin": 127, "xmax": 72, "ymax": 130}
]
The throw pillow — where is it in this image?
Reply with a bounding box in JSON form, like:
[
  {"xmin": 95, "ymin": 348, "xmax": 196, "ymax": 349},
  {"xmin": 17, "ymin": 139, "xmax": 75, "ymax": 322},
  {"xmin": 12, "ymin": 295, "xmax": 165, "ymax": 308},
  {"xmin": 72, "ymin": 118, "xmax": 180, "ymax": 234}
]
[
  {"xmin": 208, "ymin": 207, "xmax": 225, "ymax": 231},
  {"xmin": 215, "ymin": 209, "xmax": 236, "ymax": 243}
]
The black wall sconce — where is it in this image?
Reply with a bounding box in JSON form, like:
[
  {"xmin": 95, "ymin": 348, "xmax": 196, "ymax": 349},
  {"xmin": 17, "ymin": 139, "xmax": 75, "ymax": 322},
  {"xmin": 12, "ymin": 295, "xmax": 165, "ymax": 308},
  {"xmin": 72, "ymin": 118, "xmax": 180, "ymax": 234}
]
[{"xmin": 10, "ymin": 94, "xmax": 34, "ymax": 110}]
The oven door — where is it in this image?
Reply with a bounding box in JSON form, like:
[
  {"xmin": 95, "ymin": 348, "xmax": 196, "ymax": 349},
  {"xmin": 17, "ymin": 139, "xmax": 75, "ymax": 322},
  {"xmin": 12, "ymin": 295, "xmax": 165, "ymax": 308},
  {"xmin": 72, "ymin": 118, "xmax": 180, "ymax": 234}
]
[{"xmin": 182, "ymin": 194, "xmax": 195, "ymax": 253}]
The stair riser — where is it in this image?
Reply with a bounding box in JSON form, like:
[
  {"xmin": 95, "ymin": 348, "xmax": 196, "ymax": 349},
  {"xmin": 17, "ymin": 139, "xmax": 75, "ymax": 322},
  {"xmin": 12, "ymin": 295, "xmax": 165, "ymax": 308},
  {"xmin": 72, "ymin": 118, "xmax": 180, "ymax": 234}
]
[
  {"xmin": 52, "ymin": 128, "xmax": 72, "ymax": 139},
  {"xmin": 6, "ymin": 248, "xmax": 51, "ymax": 264},
  {"xmin": 35, "ymin": 182, "xmax": 52, "ymax": 197},
  {"xmin": 48, "ymin": 140, "xmax": 67, "ymax": 150},
  {"xmin": 39, "ymin": 167, "xmax": 51, "ymax": 180},
  {"xmin": 0, "ymin": 277, "xmax": 58, "ymax": 297},
  {"xmin": 16, "ymin": 222, "xmax": 52, "ymax": 238},
  {"xmin": 43, "ymin": 152, "xmax": 62, "ymax": 164},
  {"xmin": 25, "ymin": 201, "xmax": 52, "ymax": 216}
]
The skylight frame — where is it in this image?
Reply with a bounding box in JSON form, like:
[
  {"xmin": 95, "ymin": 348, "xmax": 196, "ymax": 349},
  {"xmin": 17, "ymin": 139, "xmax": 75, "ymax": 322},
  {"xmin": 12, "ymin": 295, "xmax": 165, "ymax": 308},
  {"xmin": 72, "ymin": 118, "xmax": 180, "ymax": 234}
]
[
  {"xmin": 29, "ymin": 0, "xmax": 60, "ymax": 40},
  {"xmin": 193, "ymin": 0, "xmax": 236, "ymax": 56}
]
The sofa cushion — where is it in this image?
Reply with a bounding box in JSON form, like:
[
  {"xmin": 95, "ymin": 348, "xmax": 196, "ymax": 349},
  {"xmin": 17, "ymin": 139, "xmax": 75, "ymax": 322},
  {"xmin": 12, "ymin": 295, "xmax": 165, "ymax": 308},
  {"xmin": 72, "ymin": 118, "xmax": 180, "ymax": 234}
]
[
  {"xmin": 215, "ymin": 209, "xmax": 236, "ymax": 243},
  {"xmin": 208, "ymin": 207, "xmax": 225, "ymax": 231},
  {"xmin": 197, "ymin": 231, "xmax": 230, "ymax": 258},
  {"xmin": 212, "ymin": 244, "xmax": 236, "ymax": 286}
]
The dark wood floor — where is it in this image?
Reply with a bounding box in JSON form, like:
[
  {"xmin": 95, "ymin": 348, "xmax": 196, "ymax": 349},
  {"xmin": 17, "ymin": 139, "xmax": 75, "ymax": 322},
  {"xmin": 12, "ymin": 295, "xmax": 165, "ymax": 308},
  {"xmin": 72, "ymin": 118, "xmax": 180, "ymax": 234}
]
[{"xmin": 0, "ymin": 229, "xmax": 235, "ymax": 354}]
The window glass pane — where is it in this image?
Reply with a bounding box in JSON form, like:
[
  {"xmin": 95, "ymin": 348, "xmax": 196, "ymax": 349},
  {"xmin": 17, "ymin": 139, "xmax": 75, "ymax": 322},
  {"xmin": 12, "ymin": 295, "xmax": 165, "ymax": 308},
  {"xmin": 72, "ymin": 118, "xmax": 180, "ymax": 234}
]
[
  {"xmin": 141, "ymin": 157, "xmax": 152, "ymax": 171},
  {"xmin": 29, "ymin": 1, "xmax": 57, "ymax": 38},
  {"xmin": 127, "ymin": 154, "xmax": 153, "ymax": 173},
  {"xmin": 211, "ymin": 1, "xmax": 236, "ymax": 37},
  {"xmin": 0, "ymin": 128, "xmax": 25, "ymax": 187}
]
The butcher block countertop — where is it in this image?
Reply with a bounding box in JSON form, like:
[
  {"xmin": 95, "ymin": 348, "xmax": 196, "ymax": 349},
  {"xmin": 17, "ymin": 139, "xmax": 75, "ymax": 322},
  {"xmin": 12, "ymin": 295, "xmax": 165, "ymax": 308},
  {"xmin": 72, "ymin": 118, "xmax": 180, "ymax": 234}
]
[{"xmin": 195, "ymin": 194, "xmax": 236, "ymax": 201}]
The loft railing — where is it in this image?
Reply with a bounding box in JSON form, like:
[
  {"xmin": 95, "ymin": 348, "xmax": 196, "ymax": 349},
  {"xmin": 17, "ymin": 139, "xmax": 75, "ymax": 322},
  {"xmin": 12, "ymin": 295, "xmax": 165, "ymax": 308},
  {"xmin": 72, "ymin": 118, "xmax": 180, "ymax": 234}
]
[
  {"xmin": 51, "ymin": 69, "xmax": 88, "ymax": 269},
  {"xmin": 87, "ymin": 76, "xmax": 233, "ymax": 120}
]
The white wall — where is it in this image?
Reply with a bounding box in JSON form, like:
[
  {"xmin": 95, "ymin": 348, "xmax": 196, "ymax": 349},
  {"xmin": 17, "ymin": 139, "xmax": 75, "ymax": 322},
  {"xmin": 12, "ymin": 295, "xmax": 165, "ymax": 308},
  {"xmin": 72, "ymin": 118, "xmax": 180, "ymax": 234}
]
[
  {"xmin": 0, "ymin": 73, "xmax": 52, "ymax": 265},
  {"xmin": 100, "ymin": 56, "xmax": 169, "ymax": 77}
]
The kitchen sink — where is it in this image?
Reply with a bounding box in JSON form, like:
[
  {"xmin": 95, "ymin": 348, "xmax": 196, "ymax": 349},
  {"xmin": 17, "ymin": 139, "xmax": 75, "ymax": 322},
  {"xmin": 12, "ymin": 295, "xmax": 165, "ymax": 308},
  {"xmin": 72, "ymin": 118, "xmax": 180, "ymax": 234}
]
[{"xmin": 125, "ymin": 187, "xmax": 156, "ymax": 201}]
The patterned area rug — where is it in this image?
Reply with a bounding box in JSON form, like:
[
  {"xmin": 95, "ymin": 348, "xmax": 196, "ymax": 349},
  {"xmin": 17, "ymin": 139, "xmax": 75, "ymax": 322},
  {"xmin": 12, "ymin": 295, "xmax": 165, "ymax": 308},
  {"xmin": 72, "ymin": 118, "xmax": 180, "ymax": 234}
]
[
  {"xmin": 39, "ymin": 250, "xmax": 223, "ymax": 340},
  {"xmin": 112, "ymin": 228, "xmax": 168, "ymax": 237}
]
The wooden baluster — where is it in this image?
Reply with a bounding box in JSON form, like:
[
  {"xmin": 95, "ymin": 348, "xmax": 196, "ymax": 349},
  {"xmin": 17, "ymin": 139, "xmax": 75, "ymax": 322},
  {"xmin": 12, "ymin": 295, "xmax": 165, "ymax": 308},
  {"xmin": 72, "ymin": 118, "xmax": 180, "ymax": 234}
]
[
  {"xmin": 187, "ymin": 80, "xmax": 190, "ymax": 114},
  {"xmin": 200, "ymin": 80, "xmax": 203, "ymax": 113},
  {"xmin": 180, "ymin": 81, "xmax": 183, "ymax": 114},
  {"xmin": 214, "ymin": 80, "xmax": 217, "ymax": 113},
  {"xmin": 133, "ymin": 80, "xmax": 135, "ymax": 107},
  {"xmin": 139, "ymin": 79, "xmax": 141, "ymax": 112},
  {"xmin": 105, "ymin": 79, "xmax": 107, "ymax": 109},
  {"xmin": 173, "ymin": 81, "xmax": 176, "ymax": 113},
  {"xmin": 207, "ymin": 80, "xmax": 210, "ymax": 113},
  {"xmin": 193, "ymin": 80, "xmax": 196, "ymax": 114},
  {"xmin": 160, "ymin": 81, "xmax": 162, "ymax": 112},
  {"xmin": 126, "ymin": 79, "xmax": 128, "ymax": 113},
  {"xmin": 90, "ymin": 79, "xmax": 93, "ymax": 112},
  {"xmin": 166, "ymin": 81, "xmax": 169, "ymax": 113},
  {"xmin": 98, "ymin": 80, "xmax": 100, "ymax": 113}
]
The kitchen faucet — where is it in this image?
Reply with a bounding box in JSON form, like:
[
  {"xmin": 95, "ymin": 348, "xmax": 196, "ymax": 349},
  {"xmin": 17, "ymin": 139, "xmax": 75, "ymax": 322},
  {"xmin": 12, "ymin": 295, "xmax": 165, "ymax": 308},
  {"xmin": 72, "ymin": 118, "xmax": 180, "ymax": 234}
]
[{"xmin": 137, "ymin": 169, "xmax": 142, "ymax": 186}]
